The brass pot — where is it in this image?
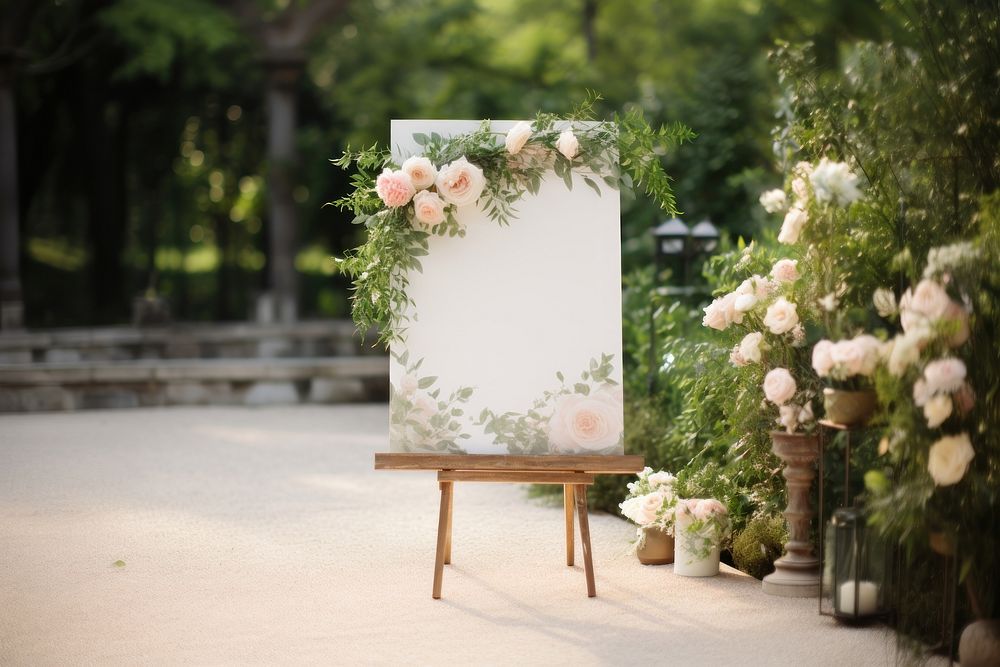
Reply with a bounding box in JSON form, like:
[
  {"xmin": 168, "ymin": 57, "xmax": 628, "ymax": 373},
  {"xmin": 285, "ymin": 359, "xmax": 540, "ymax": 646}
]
[
  {"xmin": 823, "ymin": 388, "xmax": 878, "ymax": 427},
  {"xmin": 637, "ymin": 526, "xmax": 675, "ymax": 565}
]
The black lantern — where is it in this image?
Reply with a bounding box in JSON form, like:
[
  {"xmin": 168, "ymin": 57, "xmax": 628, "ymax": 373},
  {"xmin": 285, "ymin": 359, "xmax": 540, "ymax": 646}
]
[
  {"xmin": 690, "ymin": 219, "xmax": 720, "ymax": 254},
  {"xmin": 652, "ymin": 218, "xmax": 690, "ymax": 269},
  {"xmin": 825, "ymin": 507, "xmax": 890, "ymax": 622}
]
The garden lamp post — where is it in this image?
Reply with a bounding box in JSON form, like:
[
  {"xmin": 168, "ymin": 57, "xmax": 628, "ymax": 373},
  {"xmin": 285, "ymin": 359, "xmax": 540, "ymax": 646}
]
[{"xmin": 647, "ymin": 218, "xmax": 720, "ymax": 394}]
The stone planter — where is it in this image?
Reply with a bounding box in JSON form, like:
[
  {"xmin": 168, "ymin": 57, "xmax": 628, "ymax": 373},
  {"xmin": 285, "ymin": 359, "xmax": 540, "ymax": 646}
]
[
  {"xmin": 636, "ymin": 526, "xmax": 674, "ymax": 565},
  {"xmin": 822, "ymin": 388, "xmax": 877, "ymax": 427},
  {"xmin": 762, "ymin": 431, "xmax": 821, "ymax": 597}
]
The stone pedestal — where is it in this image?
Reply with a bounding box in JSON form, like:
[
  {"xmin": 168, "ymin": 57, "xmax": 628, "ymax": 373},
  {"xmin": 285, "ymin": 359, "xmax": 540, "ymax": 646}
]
[{"xmin": 763, "ymin": 431, "xmax": 821, "ymax": 598}]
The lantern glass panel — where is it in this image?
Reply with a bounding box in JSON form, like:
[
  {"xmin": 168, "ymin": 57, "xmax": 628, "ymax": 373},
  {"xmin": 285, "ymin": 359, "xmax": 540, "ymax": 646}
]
[{"xmin": 830, "ymin": 507, "xmax": 888, "ymax": 621}]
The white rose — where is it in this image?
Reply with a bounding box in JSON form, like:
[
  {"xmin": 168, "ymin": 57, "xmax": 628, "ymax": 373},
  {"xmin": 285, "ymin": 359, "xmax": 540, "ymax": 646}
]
[
  {"xmin": 791, "ymin": 176, "xmax": 809, "ymax": 203},
  {"xmin": 739, "ymin": 332, "xmax": 764, "ymax": 363},
  {"xmin": 400, "ymin": 156, "xmax": 438, "ymax": 190},
  {"xmin": 734, "ymin": 293, "xmax": 758, "ymax": 313},
  {"xmin": 736, "ymin": 275, "xmax": 774, "ymax": 299},
  {"xmin": 912, "ymin": 379, "xmax": 932, "ymax": 407},
  {"xmin": 927, "ymin": 433, "xmax": 974, "ymax": 486},
  {"xmin": 854, "ymin": 335, "xmax": 882, "ymax": 376},
  {"xmin": 435, "ymin": 156, "xmax": 486, "ymax": 207},
  {"xmin": 556, "ymin": 129, "xmax": 580, "ymax": 159},
  {"xmin": 548, "ymin": 392, "xmax": 623, "ymax": 453},
  {"xmin": 770, "ymin": 259, "xmax": 799, "ymax": 283},
  {"xmin": 618, "ymin": 496, "xmax": 644, "ymax": 524},
  {"xmin": 702, "ymin": 299, "xmax": 728, "ymax": 330},
  {"xmin": 504, "ymin": 121, "xmax": 533, "ymax": 155},
  {"xmin": 924, "ymin": 394, "xmax": 953, "ymax": 428},
  {"xmin": 887, "ymin": 332, "xmax": 921, "ymax": 376},
  {"xmin": 923, "ymin": 357, "xmax": 966, "ymax": 394},
  {"xmin": 818, "ymin": 292, "xmax": 839, "ymax": 312},
  {"xmin": 730, "ymin": 345, "xmax": 748, "ymax": 367},
  {"xmin": 778, "ymin": 207, "xmax": 808, "ymax": 244},
  {"xmin": 809, "ymin": 157, "xmax": 862, "ymax": 205},
  {"xmin": 763, "ymin": 297, "xmax": 799, "ymax": 334},
  {"xmin": 759, "ymin": 188, "xmax": 788, "ymax": 214},
  {"xmin": 763, "ymin": 367, "xmax": 796, "ymax": 405},
  {"xmin": 830, "ymin": 340, "xmax": 864, "ymax": 376},
  {"xmin": 779, "ymin": 403, "xmax": 800, "ymax": 433},
  {"xmin": 647, "ymin": 471, "xmax": 676, "ymax": 490},
  {"xmin": 873, "ymin": 288, "xmax": 897, "ymax": 318},
  {"xmin": 411, "ymin": 190, "xmax": 447, "ymax": 228},
  {"xmin": 812, "ymin": 340, "xmax": 835, "ymax": 377},
  {"xmin": 901, "ymin": 280, "xmax": 951, "ymax": 335}
]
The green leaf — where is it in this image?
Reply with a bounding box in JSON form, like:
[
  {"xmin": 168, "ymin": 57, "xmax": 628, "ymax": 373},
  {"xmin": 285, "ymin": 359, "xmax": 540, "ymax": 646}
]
[
  {"xmin": 113, "ymin": 560, "xmax": 126, "ymax": 568},
  {"xmin": 574, "ymin": 383, "xmax": 590, "ymax": 395},
  {"xmin": 556, "ymin": 371, "xmax": 564, "ymax": 382},
  {"xmin": 413, "ymin": 132, "xmax": 429, "ymax": 146},
  {"xmin": 418, "ymin": 376, "xmax": 437, "ymax": 389},
  {"xmin": 583, "ymin": 176, "xmax": 602, "ymax": 197}
]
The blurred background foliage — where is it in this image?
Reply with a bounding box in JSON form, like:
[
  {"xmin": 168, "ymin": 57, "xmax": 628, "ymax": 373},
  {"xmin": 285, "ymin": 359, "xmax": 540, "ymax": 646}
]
[{"xmin": 9, "ymin": 0, "xmax": 885, "ymax": 328}]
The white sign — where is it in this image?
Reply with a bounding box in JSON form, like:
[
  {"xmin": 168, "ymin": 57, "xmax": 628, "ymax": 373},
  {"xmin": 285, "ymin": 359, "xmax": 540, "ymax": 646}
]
[{"xmin": 389, "ymin": 120, "xmax": 623, "ymax": 456}]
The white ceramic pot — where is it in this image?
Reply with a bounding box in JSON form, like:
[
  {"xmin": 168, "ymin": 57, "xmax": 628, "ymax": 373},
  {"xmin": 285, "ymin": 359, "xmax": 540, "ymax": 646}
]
[{"xmin": 674, "ymin": 540, "xmax": 721, "ymax": 577}]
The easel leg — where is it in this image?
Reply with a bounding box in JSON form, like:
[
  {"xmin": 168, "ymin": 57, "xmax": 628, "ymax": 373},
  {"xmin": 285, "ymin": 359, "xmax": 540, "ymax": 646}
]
[
  {"xmin": 574, "ymin": 484, "xmax": 596, "ymax": 598},
  {"xmin": 432, "ymin": 481, "xmax": 453, "ymax": 599},
  {"xmin": 564, "ymin": 484, "xmax": 575, "ymax": 566},
  {"xmin": 444, "ymin": 483, "xmax": 454, "ymax": 565}
]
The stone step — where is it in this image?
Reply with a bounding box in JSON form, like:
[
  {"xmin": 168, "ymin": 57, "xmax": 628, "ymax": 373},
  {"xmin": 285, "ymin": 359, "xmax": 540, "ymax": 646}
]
[
  {"xmin": 0, "ymin": 356, "xmax": 389, "ymax": 412},
  {"xmin": 0, "ymin": 320, "xmax": 377, "ymax": 363}
]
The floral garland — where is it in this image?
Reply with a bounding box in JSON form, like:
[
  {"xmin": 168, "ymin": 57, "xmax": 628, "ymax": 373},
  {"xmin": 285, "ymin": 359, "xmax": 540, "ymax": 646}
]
[{"xmin": 332, "ymin": 95, "xmax": 694, "ymax": 346}]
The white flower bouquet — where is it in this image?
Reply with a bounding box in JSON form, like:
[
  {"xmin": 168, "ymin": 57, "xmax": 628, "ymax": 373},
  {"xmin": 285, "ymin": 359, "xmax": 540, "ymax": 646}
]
[{"xmin": 619, "ymin": 467, "xmax": 679, "ymax": 537}]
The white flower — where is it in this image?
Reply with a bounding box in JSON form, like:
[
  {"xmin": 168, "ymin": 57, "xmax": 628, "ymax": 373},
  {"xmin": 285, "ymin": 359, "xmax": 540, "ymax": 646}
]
[
  {"xmin": 791, "ymin": 176, "xmax": 809, "ymax": 203},
  {"xmin": 759, "ymin": 189, "xmax": 788, "ymax": 214},
  {"xmin": 763, "ymin": 297, "xmax": 799, "ymax": 335},
  {"xmin": 923, "ymin": 357, "xmax": 967, "ymax": 394},
  {"xmin": 736, "ymin": 275, "xmax": 774, "ymax": 299},
  {"xmin": 924, "ymin": 394, "xmax": 953, "ymax": 428},
  {"xmin": 504, "ymin": 121, "xmax": 533, "ymax": 155},
  {"xmin": 548, "ymin": 391, "xmax": 623, "ymax": 453},
  {"xmin": 411, "ymin": 190, "xmax": 447, "ymax": 228},
  {"xmin": 818, "ymin": 292, "xmax": 839, "ymax": 312},
  {"xmin": 873, "ymin": 288, "xmax": 897, "ymax": 318},
  {"xmin": 556, "ymin": 129, "xmax": 580, "ymax": 160},
  {"xmin": 734, "ymin": 293, "xmax": 758, "ymax": 313},
  {"xmin": 435, "ymin": 156, "xmax": 486, "ymax": 207},
  {"xmin": 812, "ymin": 340, "xmax": 835, "ymax": 377},
  {"xmin": 809, "ymin": 158, "xmax": 862, "ymax": 205},
  {"xmin": 620, "ymin": 491, "xmax": 666, "ymax": 526},
  {"xmin": 400, "ymin": 156, "xmax": 438, "ymax": 190},
  {"xmin": 779, "ymin": 403, "xmax": 801, "ymax": 433},
  {"xmin": 927, "ymin": 433, "xmax": 974, "ymax": 486},
  {"xmin": 730, "ymin": 345, "xmax": 748, "ymax": 367},
  {"xmin": 740, "ymin": 332, "xmax": 764, "ymax": 363},
  {"xmin": 778, "ymin": 207, "xmax": 808, "ymax": 244},
  {"xmin": 886, "ymin": 332, "xmax": 921, "ymax": 376},
  {"xmin": 913, "ymin": 379, "xmax": 932, "ymax": 407},
  {"xmin": 702, "ymin": 292, "xmax": 742, "ymax": 330},
  {"xmin": 763, "ymin": 367, "xmax": 796, "ymax": 405},
  {"xmin": 799, "ymin": 401, "xmax": 814, "ymax": 423},
  {"xmin": 770, "ymin": 259, "xmax": 799, "ymax": 283},
  {"xmin": 829, "ymin": 335, "xmax": 881, "ymax": 377},
  {"xmin": 647, "ymin": 471, "xmax": 676, "ymax": 490}
]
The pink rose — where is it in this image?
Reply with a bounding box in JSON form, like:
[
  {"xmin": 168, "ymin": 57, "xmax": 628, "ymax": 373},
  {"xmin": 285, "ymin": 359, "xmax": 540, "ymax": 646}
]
[
  {"xmin": 436, "ymin": 157, "xmax": 486, "ymax": 207},
  {"xmin": 412, "ymin": 190, "xmax": 446, "ymax": 228},
  {"xmin": 736, "ymin": 275, "xmax": 774, "ymax": 299},
  {"xmin": 763, "ymin": 367, "xmax": 796, "ymax": 405},
  {"xmin": 375, "ymin": 168, "xmax": 415, "ymax": 208},
  {"xmin": 812, "ymin": 340, "xmax": 835, "ymax": 377},
  {"xmin": 763, "ymin": 297, "xmax": 799, "ymax": 335},
  {"xmin": 923, "ymin": 357, "xmax": 967, "ymax": 395},
  {"xmin": 693, "ymin": 499, "xmax": 727, "ymax": 520},
  {"xmin": 400, "ymin": 156, "xmax": 438, "ymax": 190},
  {"xmin": 702, "ymin": 292, "xmax": 742, "ymax": 330},
  {"xmin": 548, "ymin": 392, "xmax": 623, "ymax": 453},
  {"xmin": 739, "ymin": 332, "xmax": 764, "ymax": 363},
  {"xmin": 730, "ymin": 345, "xmax": 748, "ymax": 367},
  {"xmin": 770, "ymin": 259, "xmax": 799, "ymax": 283}
]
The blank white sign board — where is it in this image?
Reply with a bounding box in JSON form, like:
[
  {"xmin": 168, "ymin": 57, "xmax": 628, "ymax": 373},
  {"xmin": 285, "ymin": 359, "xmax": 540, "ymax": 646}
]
[{"xmin": 388, "ymin": 120, "xmax": 623, "ymax": 456}]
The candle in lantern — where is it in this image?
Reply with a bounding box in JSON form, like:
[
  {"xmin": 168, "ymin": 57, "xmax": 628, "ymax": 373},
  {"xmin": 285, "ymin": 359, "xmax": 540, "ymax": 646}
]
[{"xmin": 837, "ymin": 580, "xmax": 879, "ymax": 616}]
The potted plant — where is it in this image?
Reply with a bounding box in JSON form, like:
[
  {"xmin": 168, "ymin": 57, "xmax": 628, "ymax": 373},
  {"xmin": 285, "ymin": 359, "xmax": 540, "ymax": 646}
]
[
  {"xmin": 811, "ymin": 333, "xmax": 881, "ymax": 426},
  {"xmin": 673, "ymin": 498, "xmax": 731, "ymax": 577},
  {"xmin": 619, "ymin": 467, "xmax": 678, "ymax": 565}
]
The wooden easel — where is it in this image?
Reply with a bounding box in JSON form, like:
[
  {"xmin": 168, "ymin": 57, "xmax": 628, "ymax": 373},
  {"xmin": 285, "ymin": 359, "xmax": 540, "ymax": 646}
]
[{"xmin": 375, "ymin": 453, "xmax": 644, "ymax": 599}]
